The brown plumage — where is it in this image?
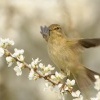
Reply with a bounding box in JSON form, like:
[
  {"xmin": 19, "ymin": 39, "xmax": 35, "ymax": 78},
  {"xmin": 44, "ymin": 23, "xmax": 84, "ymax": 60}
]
[
  {"xmin": 79, "ymin": 38, "xmax": 100, "ymax": 48},
  {"xmin": 40, "ymin": 24, "xmax": 100, "ymax": 99}
]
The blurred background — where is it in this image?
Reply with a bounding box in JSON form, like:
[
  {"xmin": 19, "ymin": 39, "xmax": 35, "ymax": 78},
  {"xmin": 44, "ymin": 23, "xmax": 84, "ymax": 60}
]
[{"xmin": 0, "ymin": 0, "xmax": 100, "ymax": 100}]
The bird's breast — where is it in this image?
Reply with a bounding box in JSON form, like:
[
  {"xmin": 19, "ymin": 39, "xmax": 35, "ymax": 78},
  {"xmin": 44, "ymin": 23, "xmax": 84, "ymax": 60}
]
[{"xmin": 47, "ymin": 38, "xmax": 81, "ymax": 72}]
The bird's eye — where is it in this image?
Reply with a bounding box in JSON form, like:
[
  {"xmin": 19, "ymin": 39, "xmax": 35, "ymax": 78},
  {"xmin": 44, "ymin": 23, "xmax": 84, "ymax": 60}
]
[
  {"xmin": 54, "ymin": 27, "xmax": 60, "ymax": 30},
  {"xmin": 56, "ymin": 27, "xmax": 60, "ymax": 30}
]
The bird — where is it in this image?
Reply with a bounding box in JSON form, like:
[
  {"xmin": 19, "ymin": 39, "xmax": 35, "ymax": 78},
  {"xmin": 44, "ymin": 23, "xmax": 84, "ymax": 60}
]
[{"xmin": 40, "ymin": 24, "xmax": 100, "ymax": 99}]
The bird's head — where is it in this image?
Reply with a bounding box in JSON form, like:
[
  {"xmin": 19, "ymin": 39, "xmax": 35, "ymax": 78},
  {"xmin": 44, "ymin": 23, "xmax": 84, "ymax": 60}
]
[
  {"xmin": 40, "ymin": 24, "xmax": 63, "ymax": 41},
  {"xmin": 48, "ymin": 24, "xmax": 62, "ymax": 33}
]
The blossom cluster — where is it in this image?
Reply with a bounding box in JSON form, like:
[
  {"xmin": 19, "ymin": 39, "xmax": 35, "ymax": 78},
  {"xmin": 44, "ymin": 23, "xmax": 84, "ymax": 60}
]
[
  {"xmin": 0, "ymin": 38, "xmax": 14, "ymax": 57},
  {"xmin": 90, "ymin": 75, "xmax": 100, "ymax": 100},
  {"xmin": 0, "ymin": 38, "xmax": 100, "ymax": 100}
]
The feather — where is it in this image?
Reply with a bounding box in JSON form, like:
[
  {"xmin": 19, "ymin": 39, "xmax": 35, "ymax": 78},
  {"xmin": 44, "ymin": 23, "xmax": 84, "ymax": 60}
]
[{"xmin": 78, "ymin": 38, "xmax": 100, "ymax": 48}]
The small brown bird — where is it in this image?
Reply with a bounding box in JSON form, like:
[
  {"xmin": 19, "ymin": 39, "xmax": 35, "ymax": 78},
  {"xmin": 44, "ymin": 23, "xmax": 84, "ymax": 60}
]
[{"xmin": 40, "ymin": 24, "xmax": 100, "ymax": 99}]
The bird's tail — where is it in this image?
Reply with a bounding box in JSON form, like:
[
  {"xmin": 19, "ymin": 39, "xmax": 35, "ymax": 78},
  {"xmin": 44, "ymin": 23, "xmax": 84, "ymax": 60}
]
[{"xmin": 72, "ymin": 67, "xmax": 100, "ymax": 100}]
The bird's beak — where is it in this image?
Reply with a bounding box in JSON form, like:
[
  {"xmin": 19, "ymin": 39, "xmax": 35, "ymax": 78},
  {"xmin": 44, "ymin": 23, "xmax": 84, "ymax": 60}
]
[{"xmin": 40, "ymin": 26, "xmax": 50, "ymax": 41}]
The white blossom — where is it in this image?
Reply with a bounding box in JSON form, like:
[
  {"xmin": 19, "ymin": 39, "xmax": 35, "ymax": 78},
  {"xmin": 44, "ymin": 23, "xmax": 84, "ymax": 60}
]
[
  {"xmin": 0, "ymin": 47, "xmax": 4, "ymax": 57},
  {"xmin": 13, "ymin": 62, "xmax": 23, "ymax": 76},
  {"xmin": 66, "ymin": 79, "xmax": 75, "ymax": 86},
  {"xmin": 60, "ymin": 84, "xmax": 69, "ymax": 93},
  {"xmin": 39, "ymin": 63, "xmax": 55, "ymax": 75},
  {"xmin": 38, "ymin": 63, "xmax": 44, "ymax": 69},
  {"xmin": 63, "ymin": 79, "xmax": 75, "ymax": 92},
  {"xmin": 12, "ymin": 48, "xmax": 24, "ymax": 57},
  {"xmin": 0, "ymin": 38, "xmax": 14, "ymax": 48},
  {"xmin": 18, "ymin": 55, "xmax": 24, "ymax": 61},
  {"xmin": 94, "ymin": 75, "xmax": 100, "ymax": 80},
  {"xmin": 72, "ymin": 90, "xmax": 81, "ymax": 97},
  {"xmin": 91, "ymin": 76, "xmax": 100, "ymax": 100},
  {"xmin": 64, "ymin": 85, "xmax": 69, "ymax": 91},
  {"xmin": 6, "ymin": 56, "xmax": 14, "ymax": 67},
  {"xmin": 55, "ymin": 71, "xmax": 65, "ymax": 79},
  {"xmin": 46, "ymin": 64, "xmax": 55, "ymax": 71},
  {"xmin": 28, "ymin": 68, "xmax": 39, "ymax": 80},
  {"xmin": 31, "ymin": 58, "xmax": 41, "ymax": 68},
  {"xmin": 14, "ymin": 66, "xmax": 22, "ymax": 76},
  {"xmin": 58, "ymin": 83, "xmax": 63, "ymax": 88},
  {"xmin": 96, "ymin": 91, "xmax": 100, "ymax": 100},
  {"xmin": 51, "ymin": 71, "xmax": 65, "ymax": 83},
  {"xmin": 94, "ymin": 75, "xmax": 100, "ymax": 91},
  {"xmin": 28, "ymin": 69, "xmax": 34, "ymax": 80},
  {"xmin": 12, "ymin": 48, "xmax": 24, "ymax": 61}
]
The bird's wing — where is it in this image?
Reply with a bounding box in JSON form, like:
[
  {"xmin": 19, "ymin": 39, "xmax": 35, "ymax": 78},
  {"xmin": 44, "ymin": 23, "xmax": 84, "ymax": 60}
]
[
  {"xmin": 78, "ymin": 38, "xmax": 100, "ymax": 48},
  {"xmin": 66, "ymin": 38, "xmax": 100, "ymax": 53}
]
